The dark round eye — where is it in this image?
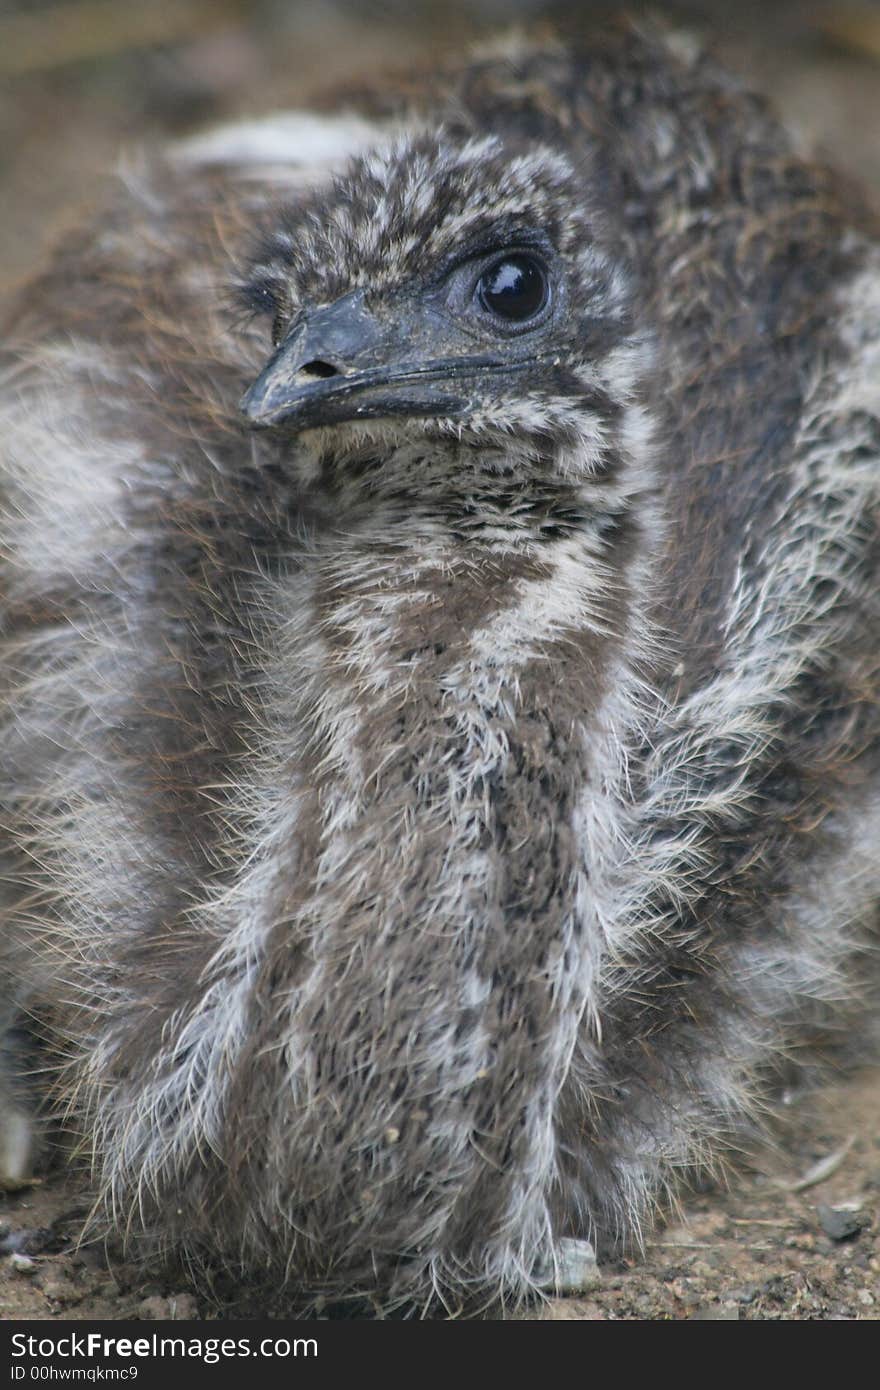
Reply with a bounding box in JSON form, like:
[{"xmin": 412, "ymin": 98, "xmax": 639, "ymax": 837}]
[{"xmin": 477, "ymin": 255, "xmax": 548, "ymax": 323}]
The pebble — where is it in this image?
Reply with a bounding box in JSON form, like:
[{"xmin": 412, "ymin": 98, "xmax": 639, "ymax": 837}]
[
  {"xmin": 816, "ymin": 1204, "xmax": 872, "ymax": 1242},
  {"xmin": 9, "ymin": 1253, "xmax": 37, "ymax": 1276},
  {"xmin": 535, "ymin": 1238, "xmax": 601, "ymax": 1295}
]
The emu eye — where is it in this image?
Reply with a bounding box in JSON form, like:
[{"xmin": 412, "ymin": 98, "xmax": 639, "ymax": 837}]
[{"xmin": 477, "ymin": 255, "xmax": 548, "ymax": 323}]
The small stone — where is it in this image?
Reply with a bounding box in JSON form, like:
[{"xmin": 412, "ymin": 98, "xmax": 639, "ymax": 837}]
[
  {"xmin": 857, "ymin": 1289, "xmax": 875, "ymax": 1307},
  {"xmin": 1, "ymin": 1226, "xmax": 51, "ymax": 1256},
  {"xmin": 9, "ymin": 1252, "xmax": 37, "ymax": 1276},
  {"xmin": 535, "ymin": 1238, "xmax": 601, "ymax": 1295},
  {"xmin": 816, "ymin": 1204, "xmax": 872, "ymax": 1242}
]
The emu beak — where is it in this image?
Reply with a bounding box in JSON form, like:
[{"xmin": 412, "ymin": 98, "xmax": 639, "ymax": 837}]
[{"xmin": 240, "ymin": 288, "xmax": 475, "ymax": 430}]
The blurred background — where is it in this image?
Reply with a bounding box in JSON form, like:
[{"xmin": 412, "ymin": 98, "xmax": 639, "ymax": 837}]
[{"xmin": 2, "ymin": 0, "xmax": 880, "ymax": 306}]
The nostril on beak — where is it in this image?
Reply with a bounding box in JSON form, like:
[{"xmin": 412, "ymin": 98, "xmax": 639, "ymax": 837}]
[{"xmin": 297, "ymin": 359, "xmax": 341, "ymax": 381}]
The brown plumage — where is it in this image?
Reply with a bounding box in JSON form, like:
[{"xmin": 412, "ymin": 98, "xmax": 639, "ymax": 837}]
[{"xmin": 1, "ymin": 21, "xmax": 879, "ymax": 1314}]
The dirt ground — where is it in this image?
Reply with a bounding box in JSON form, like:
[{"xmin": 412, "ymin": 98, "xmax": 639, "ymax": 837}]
[
  {"xmin": 1, "ymin": 0, "xmax": 880, "ymax": 1321},
  {"xmin": 1, "ymin": 1072, "xmax": 878, "ymax": 1321}
]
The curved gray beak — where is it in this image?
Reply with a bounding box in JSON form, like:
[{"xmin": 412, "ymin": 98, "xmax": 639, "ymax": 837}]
[{"xmin": 240, "ymin": 288, "xmax": 481, "ymax": 431}]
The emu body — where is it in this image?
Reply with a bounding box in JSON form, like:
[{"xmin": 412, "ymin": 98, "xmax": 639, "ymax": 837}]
[{"xmin": 1, "ymin": 27, "xmax": 879, "ymax": 1311}]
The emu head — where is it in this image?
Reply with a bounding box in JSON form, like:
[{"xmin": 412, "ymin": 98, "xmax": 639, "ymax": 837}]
[{"xmin": 238, "ymin": 133, "xmax": 655, "ymax": 520}]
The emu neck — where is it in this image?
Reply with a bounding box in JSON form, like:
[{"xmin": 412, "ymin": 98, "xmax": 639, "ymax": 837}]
[
  {"xmin": 260, "ymin": 422, "xmax": 653, "ymax": 949},
  {"xmin": 259, "ymin": 509, "xmax": 635, "ymax": 972}
]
